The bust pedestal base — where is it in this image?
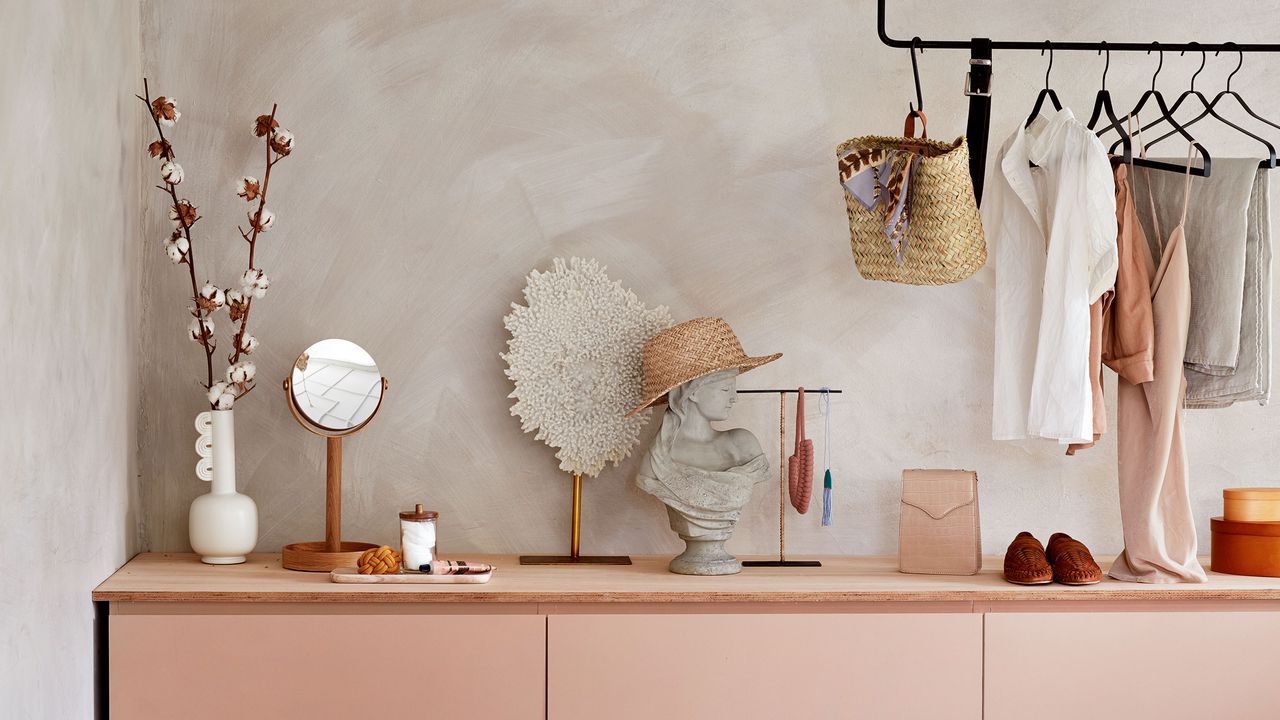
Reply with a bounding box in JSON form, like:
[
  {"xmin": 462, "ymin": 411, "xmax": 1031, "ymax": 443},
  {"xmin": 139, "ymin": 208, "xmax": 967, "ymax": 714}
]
[{"xmin": 668, "ymin": 538, "xmax": 741, "ymax": 575}]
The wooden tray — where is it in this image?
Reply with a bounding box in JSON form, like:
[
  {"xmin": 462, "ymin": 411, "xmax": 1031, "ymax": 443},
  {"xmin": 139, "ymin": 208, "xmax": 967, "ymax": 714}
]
[{"xmin": 330, "ymin": 567, "xmax": 492, "ymax": 584}]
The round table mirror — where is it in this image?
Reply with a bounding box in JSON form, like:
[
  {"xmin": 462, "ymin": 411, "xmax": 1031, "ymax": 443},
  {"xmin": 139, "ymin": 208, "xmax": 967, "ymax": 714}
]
[
  {"xmin": 282, "ymin": 338, "xmax": 389, "ymax": 571},
  {"xmin": 287, "ymin": 338, "xmax": 386, "ymax": 435}
]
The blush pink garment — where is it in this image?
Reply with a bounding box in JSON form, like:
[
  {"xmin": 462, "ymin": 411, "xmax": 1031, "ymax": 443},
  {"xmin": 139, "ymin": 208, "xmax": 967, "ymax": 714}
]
[
  {"xmin": 1066, "ymin": 298, "xmax": 1107, "ymax": 455},
  {"xmin": 1101, "ymin": 163, "xmax": 1156, "ymax": 385},
  {"xmin": 1109, "ymin": 154, "xmax": 1207, "ymax": 583},
  {"xmin": 1068, "ymin": 163, "xmax": 1155, "ymax": 455}
]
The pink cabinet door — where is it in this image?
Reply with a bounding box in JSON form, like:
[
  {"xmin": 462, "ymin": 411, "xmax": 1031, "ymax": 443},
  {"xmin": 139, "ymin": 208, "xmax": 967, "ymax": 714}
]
[
  {"xmin": 985, "ymin": 611, "xmax": 1280, "ymax": 720},
  {"xmin": 110, "ymin": 609, "xmax": 545, "ymax": 720},
  {"xmin": 548, "ymin": 613, "xmax": 982, "ymax": 720}
]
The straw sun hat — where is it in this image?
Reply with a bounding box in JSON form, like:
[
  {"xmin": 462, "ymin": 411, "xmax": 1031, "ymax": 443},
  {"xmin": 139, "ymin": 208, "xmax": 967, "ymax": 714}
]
[{"xmin": 626, "ymin": 316, "xmax": 782, "ymax": 417}]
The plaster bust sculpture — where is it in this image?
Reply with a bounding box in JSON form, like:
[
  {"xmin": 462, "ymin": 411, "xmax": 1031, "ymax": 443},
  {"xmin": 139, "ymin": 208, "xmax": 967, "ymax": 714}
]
[{"xmin": 627, "ymin": 317, "xmax": 781, "ymax": 575}]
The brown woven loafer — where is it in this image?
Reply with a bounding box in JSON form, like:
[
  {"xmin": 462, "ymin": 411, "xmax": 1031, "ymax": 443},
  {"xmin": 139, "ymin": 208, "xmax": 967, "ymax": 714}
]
[
  {"xmin": 1003, "ymin": 532, "xmax": 1053, "ymax": 585},
  {"xmin": 1046, "ymin": 533, "xmax": 1102, "ymax": 585}
]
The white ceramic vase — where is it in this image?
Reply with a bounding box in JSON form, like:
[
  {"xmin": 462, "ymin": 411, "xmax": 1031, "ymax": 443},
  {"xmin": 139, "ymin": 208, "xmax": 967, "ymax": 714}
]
[{"xmin": 189, "ymin": 409, "xmax": 258, "ymax": 565}]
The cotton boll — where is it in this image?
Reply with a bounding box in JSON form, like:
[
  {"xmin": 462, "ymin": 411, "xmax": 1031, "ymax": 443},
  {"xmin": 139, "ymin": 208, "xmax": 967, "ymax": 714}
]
[
  {"xmin": 249, "ymin": 275, "xmax": 270, "ymax": 299},
  {"xmin": 235, "ymin": 175, "xmax": 260, "ymax": 201},
  {"xmin": 174, "ymin": 235, "xmax": 189, "ymax": 254},
  {"xmin": 226, "ymin": 289, "xmax": 248, "ymax": 322},
  {"xmin": 207, "ymin": 381, "xmax": 230, "ymax": 406},
  {"xmin": 253, "ymin": 114, "xmax": 278, "ymax": 138},
  {"xmin": 270, "ymin": 128, "xmax": 294, "ymax": 155},
  {"xmin": 160, "ymin": 161, "xmax": 184, "ymax": 185},
  {"xmin": 198, "ymin": 283, "xmax": 225, "ymax": 310},
  {"xmin": 214, "ymin": 391, "xmax": 236, "ymax": 410},
  {"xmin": 238, "ymin": 333, "xmax": 258, "ymax": 353},
  {"xmin": 249, "ymin": 207, "xmax": 275, "ymax": 232},
  {"xmin": 241, "ymin": 268, "xmax": 264, "ymax": 294},
  {"xmin": 152, "ymin": 96, "xmax": 181, "ymax": 127},
  {"xmin": 165, "ymin": 241, "xmax": 183, "ymax": 263},
  {"xmin": 169, "ymin": 200, "xmax": 197, "ymax": 227},
  {"xmin": 228, "ymin": 361, "xmax": 258, "ymax": 384},
  {"xmin": 188, "ymin": 316, "xmax": 214, "ymax": 342}
]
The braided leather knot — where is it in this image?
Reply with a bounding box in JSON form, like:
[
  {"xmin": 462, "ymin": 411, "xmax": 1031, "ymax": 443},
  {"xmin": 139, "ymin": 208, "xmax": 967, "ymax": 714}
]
[{"xmin": 357, "ymin": 546, "xmax": 401, "ymax": 575}]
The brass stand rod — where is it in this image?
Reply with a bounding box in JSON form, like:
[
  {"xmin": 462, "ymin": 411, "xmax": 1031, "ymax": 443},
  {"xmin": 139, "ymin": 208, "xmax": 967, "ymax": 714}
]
[
  {"xmin": 570, "ymin": 473, "xmax": 582, "ymax": 559},
  {"xmin": 779, "ymin": 393, "xmax": 786, "ymax": 562}
]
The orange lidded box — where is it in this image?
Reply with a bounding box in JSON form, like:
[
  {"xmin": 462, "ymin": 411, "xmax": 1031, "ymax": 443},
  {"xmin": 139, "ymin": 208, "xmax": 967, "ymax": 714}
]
[
  {"xmin": 1223, "ymin": 487, "xmax": 1280, "ymax": 522},
  {"xmin": 1210, "ymin": 516, "xmax": 1280, "ymax": 578}
]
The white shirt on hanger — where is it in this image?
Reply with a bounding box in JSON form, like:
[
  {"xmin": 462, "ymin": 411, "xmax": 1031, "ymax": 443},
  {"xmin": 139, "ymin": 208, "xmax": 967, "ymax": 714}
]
[{"xmin": 985, "ymin": 108, "xmax": 1118, "ymax": 444}]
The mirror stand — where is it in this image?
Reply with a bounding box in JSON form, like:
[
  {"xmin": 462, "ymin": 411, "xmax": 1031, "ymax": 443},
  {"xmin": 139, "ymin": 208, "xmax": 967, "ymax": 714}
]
[{"xmin": 281, "ymin": 369, "xmax": 388, "ymax": 572}]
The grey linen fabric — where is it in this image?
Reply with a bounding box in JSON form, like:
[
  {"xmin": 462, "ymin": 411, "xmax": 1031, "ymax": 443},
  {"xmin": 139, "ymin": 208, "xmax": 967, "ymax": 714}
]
[{"xmin": 1132, "ymin": 158, "xmax": 1271, "ymax": 408}]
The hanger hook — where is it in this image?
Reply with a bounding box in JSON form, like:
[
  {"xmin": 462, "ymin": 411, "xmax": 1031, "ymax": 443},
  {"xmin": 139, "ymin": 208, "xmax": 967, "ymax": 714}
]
[
  {"xmin": 1216, "ymin": 41, "xmax": 1243, "ymax": 93},
  {"xmin": 1181, "ymin": 42, "xmax": 1206, "ymax": 92},
  {"xmin": 1042, "ymin": 40, "xmax": 1053, "ymax": 90},
  {"xmin": 1148, "ymin": 41, "xmax": 1163, "ymax": 92},
  {"xmin": 909, "ymin": 36, "xmax": 924, "ymax": 113},
  {"xmin": 1098, "ymin": 42, "xmax": 1110, "ymax": 92}
]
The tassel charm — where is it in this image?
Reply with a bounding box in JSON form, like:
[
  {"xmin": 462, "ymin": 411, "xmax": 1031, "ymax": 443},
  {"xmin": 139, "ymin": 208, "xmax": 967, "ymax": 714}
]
[
  {"xmin": 819, "ymin": 387, "xmax": 834, "ymax": 526},
  {"xmin": 822, "ymin": 470, "xmax": 833, "ymax": 526}
]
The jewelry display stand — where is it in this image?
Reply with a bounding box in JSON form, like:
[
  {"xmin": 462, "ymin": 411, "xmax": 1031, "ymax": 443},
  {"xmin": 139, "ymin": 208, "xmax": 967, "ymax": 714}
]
[{"xmin": 738, "ymin": 389, "xmax": 841, "ymax": 568}]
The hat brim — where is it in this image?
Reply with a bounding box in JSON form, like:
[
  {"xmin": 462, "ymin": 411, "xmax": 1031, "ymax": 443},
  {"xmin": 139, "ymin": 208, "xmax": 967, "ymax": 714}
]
[{"xmin": 624, "ymin": 352, "xmax": 782, "ymax": 418}]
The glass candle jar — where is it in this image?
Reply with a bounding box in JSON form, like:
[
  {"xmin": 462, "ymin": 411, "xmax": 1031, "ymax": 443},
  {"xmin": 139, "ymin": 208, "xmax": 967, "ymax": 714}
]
[{"xmin": 399, "ymin": 504, "xmax": 438, "ymax": 572}]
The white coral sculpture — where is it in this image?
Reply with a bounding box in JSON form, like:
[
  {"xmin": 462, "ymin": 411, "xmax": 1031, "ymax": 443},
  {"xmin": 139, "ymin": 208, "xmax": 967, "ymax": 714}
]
[{"xmin": 503, "ymin": 257, "xmax": 672, "ymax": 477}]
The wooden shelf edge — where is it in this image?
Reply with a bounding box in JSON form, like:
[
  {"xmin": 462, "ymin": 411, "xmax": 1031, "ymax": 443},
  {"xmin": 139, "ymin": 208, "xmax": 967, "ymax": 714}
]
[{"xmin": 90, "ymin": 553, "xmax": 1280, "ymax": 604}]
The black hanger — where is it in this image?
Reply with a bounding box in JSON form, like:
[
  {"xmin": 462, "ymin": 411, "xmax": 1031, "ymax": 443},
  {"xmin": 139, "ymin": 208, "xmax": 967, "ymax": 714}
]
[
  {"xmin": 1212, "ymin": 42, "xmax": 1280, "ymax": 136},
  {"xmin": 1025, "ymin": 41, "xmax": 1062, "ymax": 128},
  {"xmin": 1085, "ymin": 43, "xmax": 1133, "ymax": 164},
  {"xmin": 1145, "ymin": 43, "xmax": 1279, "ymax": 170},
  {"xmin": 1136, "ymin": 43, "xmax": 1275, "ymax": 168},
  {"xmin": 1102, "ymin": 42, "xmax": 1211, "ymax": 176}
]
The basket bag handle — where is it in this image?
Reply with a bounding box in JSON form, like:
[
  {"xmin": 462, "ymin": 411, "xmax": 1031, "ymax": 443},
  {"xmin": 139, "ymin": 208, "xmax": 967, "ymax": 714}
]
[{"xmin": 904, "ymin": 110, "xmax": 928, "ymax": 139}]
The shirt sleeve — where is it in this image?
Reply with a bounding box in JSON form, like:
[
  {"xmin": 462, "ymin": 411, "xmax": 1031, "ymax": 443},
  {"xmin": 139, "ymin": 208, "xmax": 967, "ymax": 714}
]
[{"xmin": 1083, "ymin": 136, "xmax": 1119, "ymax": 303}]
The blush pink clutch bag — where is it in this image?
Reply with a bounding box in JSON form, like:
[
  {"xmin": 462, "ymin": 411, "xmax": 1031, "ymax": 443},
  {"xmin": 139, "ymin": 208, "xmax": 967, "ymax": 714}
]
[{"xmin": 898, "ymin": 469, "xmax": 981, "ymax": 575}]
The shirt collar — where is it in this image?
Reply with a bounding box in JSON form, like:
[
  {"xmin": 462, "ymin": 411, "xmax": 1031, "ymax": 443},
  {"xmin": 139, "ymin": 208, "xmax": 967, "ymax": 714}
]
[{"xmin": 1000, "ymin": 108, "xmax": 1077, "ymax": 233}]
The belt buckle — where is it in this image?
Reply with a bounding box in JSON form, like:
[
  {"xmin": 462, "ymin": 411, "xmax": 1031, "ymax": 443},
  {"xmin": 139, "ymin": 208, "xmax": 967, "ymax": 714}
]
[{"xmin": 964, "ymin": 58, "xmax": 992, "ymax": 98}]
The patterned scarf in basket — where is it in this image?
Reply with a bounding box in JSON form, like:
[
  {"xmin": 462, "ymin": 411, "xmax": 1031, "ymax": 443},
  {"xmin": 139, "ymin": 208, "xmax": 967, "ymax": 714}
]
[{"xmin": 838, "ymin": 147, "xmax": 921, "ymax": 264}]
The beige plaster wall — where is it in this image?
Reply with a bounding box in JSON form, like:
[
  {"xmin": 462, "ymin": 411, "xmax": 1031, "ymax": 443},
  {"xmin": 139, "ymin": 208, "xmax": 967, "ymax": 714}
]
[
  {"xmin": 0, "ymin": 1, "xmax": 142, "ymax": 716},
  {"xmin": 137, "ymin": 0, "xmax": 1280, "ymax": 562}
]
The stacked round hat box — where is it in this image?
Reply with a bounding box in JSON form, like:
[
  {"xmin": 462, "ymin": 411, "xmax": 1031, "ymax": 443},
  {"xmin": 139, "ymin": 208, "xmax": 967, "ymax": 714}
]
[{"xmin": 1211, "ymin": 488, "xmax": 1280, "ymax": 577}]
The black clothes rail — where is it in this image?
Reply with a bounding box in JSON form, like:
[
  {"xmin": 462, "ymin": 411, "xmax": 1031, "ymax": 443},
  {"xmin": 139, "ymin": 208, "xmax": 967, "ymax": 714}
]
[{"xmin": 876, "ymin": 0, "xmax": 1280, "ymax": 202}]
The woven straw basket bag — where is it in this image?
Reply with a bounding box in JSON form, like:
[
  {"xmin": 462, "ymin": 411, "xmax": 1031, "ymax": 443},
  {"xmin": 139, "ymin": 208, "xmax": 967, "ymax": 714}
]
[{"xmin": 837, "ymin": 112, "xmax": 986, "ymax": 285}]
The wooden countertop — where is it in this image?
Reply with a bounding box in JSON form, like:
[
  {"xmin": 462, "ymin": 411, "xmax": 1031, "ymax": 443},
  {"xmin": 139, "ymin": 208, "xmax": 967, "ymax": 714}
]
[{"xmin": 92, "ymin": 553, "xmax": 1280, "ymax": 603}]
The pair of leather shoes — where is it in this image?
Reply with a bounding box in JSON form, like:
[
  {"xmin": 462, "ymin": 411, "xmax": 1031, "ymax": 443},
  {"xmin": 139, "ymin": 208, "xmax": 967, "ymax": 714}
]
[{"xmin": 1003, "ymin": 532, "xmax": 1102, "ymax": 586}]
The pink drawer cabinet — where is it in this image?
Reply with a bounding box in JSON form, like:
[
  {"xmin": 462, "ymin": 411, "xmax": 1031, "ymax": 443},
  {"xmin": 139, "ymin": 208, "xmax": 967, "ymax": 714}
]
[
  {"xmin": 109, "ymin": 608, "xmax": 545, "ymax": 720},
  {"xmin": 94, "ymin": 554, "xmax": 1280, "ymax": 719},
  {"xmin": 548, "ymin": 612, "xmax": 982, "ymax": 720},
  {"xmin": 984, "ymin": 610, "xmax": 1280, "ymax": 720}
]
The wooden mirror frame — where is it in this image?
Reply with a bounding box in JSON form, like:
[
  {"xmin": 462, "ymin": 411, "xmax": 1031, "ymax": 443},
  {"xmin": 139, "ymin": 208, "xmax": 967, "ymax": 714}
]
[{"xmin": 280, "ymin": 372, "xmax": 389, "ymax": 572}]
